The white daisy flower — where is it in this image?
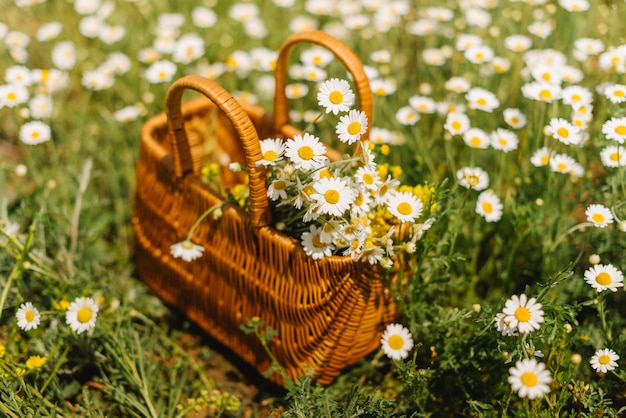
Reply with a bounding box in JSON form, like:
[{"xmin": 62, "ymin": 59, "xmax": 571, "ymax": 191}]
[
  {"xmin": 590, "ymin": 348, "xmax": 620, "ymax": 373},
  {"xmin": 36, "ymin": 21, "xmax": 63, "ymax": 42},
  {"xmin": 395, "ymin": 106, "xmax": 420, "ymax": 126},
  {"xmin": 493, "ymin": 312, "xmax": 518, "ymax": 336},
  {"xmin": 600, "ymin": 145, "xmax": 626, "ymax": 168},
  {"xmin": 257, "ymin": 138, "xmax": 286, "ymax": 167},
  {"xmin": 408, "ymin": 95, "xmax": 437, "ymax": 113},
  {"xmin": 502, "ymin": 293, "xmax": 544, "ymax": 334},
  {"xmin": 504, "ymin": 34, "xmax": 532, "ymax": 52},
  {"xmin": 267, "ymin": 177, "xmax": 294, "ymax": 201},
  {"xmin": 548, "ymin": 118, "xmax": 582, "ymax": 145},
  {"xmin": 29, "ymin": 94, "xmax": 53, "ymax": 119},
  {"xmin": 503, "ymin": 108, "xmax": 527, "ymax": 129},
  {"xmin": 508, "ymin": 358, "xmax": 552, "ymax": 399},
  {"xmin": 172, "ymin": 33, "xmax": 205, "ymax": 64},
  {"xmin": 371, "ymin": 78, "xmax": 398, "ymax": 96},
  {"xmin": 301, "ymin": 46, "xmax": 334, "ymax": 67},
  {"xmin": 561, "ymin": 85, "xmax": 593, "ymax": 107},
  {"xmin": 170, "ymin": 240, "xmax": 204, "ymax": 262},
  {"xmin": 521, "ymin": 81, "xmax": 561, "ymax": 102},
  {"xmin": 464, "ymin": 44, "xmax": 494, "ymax": 64},
  {"xmin": 465, "ymin": 87, "xmax": 500, "ymax": 112},
  {"xmin": 585, "ymin": 204, "xmax": 614, "ymax": 228},
  {"xmin": 530, "ymin": 147, "xmax": 553, "ymax": 167},
  {"xmin": 602, "ymin": 117, "xmax": 626, "ymax": 144},
  {"xmin": 463, "ymin": 128, "xmax": 490, "ymax": 149},
  {"xmin": 527, "ymin": 21, "xmax": 553, "ymax": 39},
  {"xmin": 311, "ymin": 177, "xmax": 355, "ymax": 217},
  {"xmin": 476, "ymin": 190, "xmax": 503, "ymax": 222},
  {"xmin": 52, "ymin": 41, "xmax": 76, "ymax": 70},
  {"xmin": 444, "ymin": 112, "xmax": 470, "ymax": 136},
  {"xmin": 19, "ymin": 121, "xmax": 51, "ymax": 145},
  {"xmin": 584, "ymin": 264, "xmax": 624, "ymax": 292},
  {"xmin": 5, "ymin": 65, "xmax": 31, "ymax": 86},
  {"xmin": 0, "ymin": 83, "xmax": 29, "ymax": 108},
  {"xmin": 490, "ymin": 128, "xmax": 519, "ymax": 152},
  {"xmin": 350, "ymin": 189, "xmax": 372, "ymax": 218},
  {"xmin": 284, "ymin": 83, "xmax": 309, "ymax": 100},
  {"xmin": 604, "ymin": 84, "xmax": 626, "ymax": 104},
  {"xmin": 336, "ymin": 109, "xmax": 368, "ymax": 144},
  {"xmin": 65, "ymin": 296, "xmax": 99, "ymax": 334},
  {"xmin": 16, "ymin": 302, "xmax": 41, "ymax": 331},
  {"xmin": 456, "ymin": 166, "xmax": 489, "ymax": 191},
  {"xmin": 549, "ymin": 153, "xmax": 581, "ymax": 176},
  {"xmin": 113, "ymin": 105, "xmax": 141, "ymax": 122},
  {"xmin": 530, "ymin": 64, "xmax": 564, "ymax": 85},
  {"xmin": 301, "ymin": 224, "xmax": 334, "ymax": 260},
  {"xmin": 285, "ymin": 133, "xmax": 328, "ymax": 170},
  {"xmin": 558, "ymin": 0, "xmax": 589, "ymax": 12},
  {"xmin": 386, "ymin": 191, "xmax": 423, "ymax": 223},
  {"xmin": 574, "ymin": 37, "xmax": 604, "ymax": 56},
  {"xmin": 144, "ymin": 60, "xmax": 177, "ymax": 84},
  {"xmin": 81, "ymin": 70, "xmax": 114, "ymax": 91},
  {"xmin": 443, "ymin": 77, "xmax": 471, "ymax": 94},
  {"xmin": 354, "ymin": 166, "xmax": 380, "ymax": 190},
  {"xmin": 192, "ymin": 7, "xmax": 217, "ymax": 28},
  {"xmin": 381, "ymin": 323, "xmax": 414, "ymax": 361},
  {"xmin": 317, "ymin": 78, "xmax": 355, "ymax": 114}
]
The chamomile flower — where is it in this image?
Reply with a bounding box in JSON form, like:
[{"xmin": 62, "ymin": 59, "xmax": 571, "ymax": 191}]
[
  {"xmin": 301, "ymin": 46, "xmax": 334, "ymax": 67},
  {"xmin": 504, "ymin": 34, "xmax": 532, "ymax": 52},
  {"xmin": 19, "ymin": 121, "xmax": 51, "ymax": 145},
  {"xmin": 521, "ymin": 81, "xmax": 561, "ymax": 102},
  {"xmin": 444, "ymin": 112, "xmax": 471, "ymax": 135},
  {"xmin": 336, "ymin": 109, "xmax": 368, "ymax": 144},
  {"xmin": 503, "ymin": 108, "xmax": 527, "ymax": 129},
  {"xmin": 170, "ymin": 240, "xmax": 204, "ymax": 262},
  {"xmin": 284, "ymin": 83, "xmax": 309, "ymax": 100},
  {"xmin": 354, "ymin": 166, "xmax": 380, "ymax": 190},
  {"xmin": 380, "ymin": 323, "xmax": 414, "ymax": 360},
  {"xmin": 508, "ymin": 358, "xmax": 552, "ymax": 399},
  {"xmin": 590, "ymin": 348, "xmax": 620, "ymax": 373},
  {"xmin": 267, "ymin": 177, "xmax": 294, "ymax": 201},
  {"xmin": 192, "ymin": 7, "xmax": 217, "ymax": 28},
  {"xmin": 444, "ymin": 77, "xmax": 471, "ymax": 93},
  {"xmin": 501, "ymin": 293, "xmax": 544, "ymax": 334},
  {"xmin": 144, "ymin": 60, "xmax": 177, "ymax": 84},
  {"xmin": 457, "ymin": 166, "xmax": 489, "ymax": 190},
  {"xmin": 65, "ymin": 296, "xmax": 99, "ymax": 334},
  {"xmin": 530, "ymin": 147, "xmax": 553, "ymax": 167},
  {"xmin": 493, "ymin": 312, "xmax": 518, "ymax": 336},
  {"xmin": 386, "ymin": 191, "xmax": 423, "ymax": 223},
  {"xmin": 561, "ymin": 85, "xmax": 593, "ymax": 107},
  {"xmin": 311, "ymin": 177, "xmax": 355, "ymax": 217},
  {"xmin": 370, "ymin": 78, "xmax": 397, "ymax": 96},
  {"xmin": 5, "ymin": 65, "xmax": 31, "ymax": 86},
  {"xmin": 600, "ymin": 145, "xmax": 626, "ymax": 167},
  {"xmin": 464, "ymin": 44, "xmax": 494, "ymax": 64},
  {"xmin": 463, "ymin": 128, "xmax": 490, "ymax": 149},
  {"xmin": 549, "ymin": 153, "xmax": 581, "ymax": 176},
  {"xmin": 285, "ymin": 133, "xmax": 328, "ymax": 170},
  {"xmin": 603, "ymin": 83, "xmax": 626, "ymax": 104},
  {"xmin": 36, "ymin": 21, "xmax": 63, "ymax": 42},
  {"xmin": 0, "ymin": 83, "xmax": 28, "ymax": 108},
  {"xmin": 16, "ymin": 302, "xmax": 40, "ymax": 331},
  {"xmin": 585, "ymin": 204, "xmax": 614, "ymax": 228},
  {"xmin": 317, "ymin": 78, "xmax": 355, "ymax": 114},
  {"xmin": 548, "ymin": 118, "xmax": 582, "ymax": 145},
  {"xmin": 409, "ymin": 95, "xmax": 437, "ymax": 113},
  {"xmin": 113, "ymin": 105, "xmax": 141, "ymax": 122},
  {"xmin": 490, "ymin": 128, "xmax": 519, "ymax": 152},
  {"xmin": 395, "ymin": 106, "xmax": 420, "ymax": 125},
  {"xmin": 257, "ymin": 138, "xmax": 286, "ymax": 167},
  {"xmin": 81, "ymin": 70, "xmax": 114, "ymax": 91},
  {"xmin": 301, "ymin": 224, "xmax": 334, "ymax": 260},
  {"xmin": 466, "ymin": 87, "xmax": 500, "ymax": 112},
  {"xmin": 476, "ymin": 190, "xmax": 503, "ymax": 222},
  {"xmin": 558, "ymin": 0, "xmax": 589, "ymax": 12},
  {"xmin": 602, "ymin": 117, "xmax": 626, "ymax": 144},
  {"xmin": 528, "ymin": 21, "xmax": 553, "ymax": 39},
  {"xmin": 584, "ymin": 264, "xmax": 623, "ymax": 292}
]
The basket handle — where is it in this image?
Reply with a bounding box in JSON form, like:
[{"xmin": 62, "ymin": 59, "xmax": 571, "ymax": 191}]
[
  {"xmin": 273, "ymin": 30, "xmax": 373, "ymax": 141},
  {"xmin": 166, "ymin": 75, "xmax": 270, "ymax": 228}
]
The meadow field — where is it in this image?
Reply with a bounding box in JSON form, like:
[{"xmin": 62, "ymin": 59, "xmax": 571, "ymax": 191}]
[{"xmin": 1, "ymin": 0, "xmax": 626, "ymax": 416}]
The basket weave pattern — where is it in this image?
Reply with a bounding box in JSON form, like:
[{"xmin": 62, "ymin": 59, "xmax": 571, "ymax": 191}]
[{"xmin": 132, "ymin": 31, "xmax": 397, "ymax": 384}]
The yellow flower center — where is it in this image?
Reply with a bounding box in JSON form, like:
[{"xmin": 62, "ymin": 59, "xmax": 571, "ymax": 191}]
[
  {"xmin": 319, "ymin": 169, "xmax": 333, "ymax": 179},
  {"xmin": 591, "ymin": 213, "xmax": 605, "ymax": 223},
  {"xmin": 467, "ymin": 175, "xmax": 479, "ymax": 187},
  {"xmin": 25, "ymin": 311, "xmax": 35, "ymax": 322},
  {"xmin": 7, "ymin": 92, "xmax": 16, "ymax": 101},
  {"xmin": 324, "ymin": 190, "xmax": 340, "ymax": 204},
  {"xmin": 388, "ymin": 334, "xmax": 404, "ymax": 350},
  {"xmin": 303, "ymin": 185, "xmax": 315, "ymax": 195},
  {"xmin": 362, "ymin": 173, "xmax": 375, "ymax": 185},
  {"xmin": 557, "ymin": 127, "xmax": 569, "ymax": 138},
  {"xmin": 312, "ymin": 235, "xmax": 325, "ymax": 248},
  {"xmin": 541, "ymin": 155, "xmax": 550, "ymax": 164},
  {"xmin": 615, "ymin": 90, "xmax": 625, "ymax": 97},
  {"xmin": 615, "ymin": 125, "xmax": 626, "ymax": 135},
  {"xmin": 498, "ymin": 138, "xmax": 508, "ymax": 146},
  {"xmin": 397, "ymin": 202, "xmax": 413, "ymax": 216},
  {"xmin": 556, "ymin": 163, "xmax": 567, "ymax": 171},
  {"xmin": 77, "ymin": 307, "xmax": 93, "ymax": 324},
  {"xmin": 598, "ymin": 354, "xmax": 611, "ymax": 365},
  {"xmin": 375, "ymin": 87, "xmax": 386, "ymax": 95},
  {"xmin": 539, "ymin": 89, "xmax": 552, "ymax": 100},
  {"xmin": 541, "ymin": 73, "xmax": 551, "ymax": 81},
  {"xmin": 354, "ymin": 193, "xmax": 364, "ymax": 206},
  {"xmin": 297, "ymin": 145, "xmax": 314, "ymax": 160},
  {"xmin": 610, "ymin": 152, "xmax": 619, "ymax": 161},
  {"xmin": 347, "ymin": 121, "xmax": 362, "ymax": 135},
  {"xmin": 274, "ymin": 180, "xmax": 287, "ymax": 191},
  {"xmin": 476, "ymin": 98, "xmax": 487, "ymax": 107},
  {"xmin": 520, "ymin": 372, "xmax": 538, "ymax": 387},
  {"xmin": 482, "ymin": 201, "xmax": 493, "ymax": 214},
  {"xmin": 510, "ymin": 117, "xmax": 519, "ymax": 125},
  {"xmin": 263, "ymin": 150, "xmax": 278, "ymax": 161},
  {"xmin": 329, "ymin": 91, "xmax": 343, "ymax": 104},
  {"xmin": 514, "ymin": 306, "xmax": 531, "ymax": 322},
  {"xmin": 596, "ymin": 272, "xmax": 612, "ymax": 286},
  {"xmin": 475, "ymin": 52, "xmax": 484, "ymax": 60},
  {"xmin": 451, "ymin": 121, "xmax": 462, "ymax": 131},
  {"xmin": 470, "ymin": 137, "xmax": 482, "ymax": 147}
]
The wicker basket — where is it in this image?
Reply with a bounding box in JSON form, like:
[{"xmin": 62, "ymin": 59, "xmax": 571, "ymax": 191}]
[{"xmin": 132, "ymin": 31, "xmax": 397, "ymax": 384}]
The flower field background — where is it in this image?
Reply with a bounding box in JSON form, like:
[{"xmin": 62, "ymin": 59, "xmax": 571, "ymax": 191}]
[{"xmin": 1, "ymin": 0, "xmax": 626, "ymax": 416}]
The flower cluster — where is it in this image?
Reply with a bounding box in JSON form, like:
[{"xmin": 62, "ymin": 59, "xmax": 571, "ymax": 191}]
[
  {"xmin": 15, "ymin": 296, "xmax": 101, "ymax": 335},
  {"xmin": 254, "ymin": 78, "xmax": 436, "ymax": 266}
]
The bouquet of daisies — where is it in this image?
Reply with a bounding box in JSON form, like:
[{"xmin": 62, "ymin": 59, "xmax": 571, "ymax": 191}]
[{"xmin": 239, "ymin": 78, "xmax": 437, "ymax": 268}]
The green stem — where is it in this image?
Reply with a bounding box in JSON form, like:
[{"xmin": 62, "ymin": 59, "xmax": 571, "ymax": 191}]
[
  {"xmin": 547, "ymin": 222, "xmax": 594, "ymax": 253},
  {"xmin": 185, "ymin": 201, "xmax": 228, "ymax": 242},
  {"xmin": 40, "ymin": 344, "xmax": 70, "ymax": 394},
  {"xmin": 67, "ymin": 158, "xmax": 93, "ymax": 276},
  {"xmin": 597, "ymin": 294, "xmax": 612, "ymax": 342}
]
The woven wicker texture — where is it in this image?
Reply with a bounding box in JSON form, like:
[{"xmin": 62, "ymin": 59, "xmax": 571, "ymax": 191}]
[{"xmin": 132, "ymin": 31, "xmax": 397, "ymax": 384}]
